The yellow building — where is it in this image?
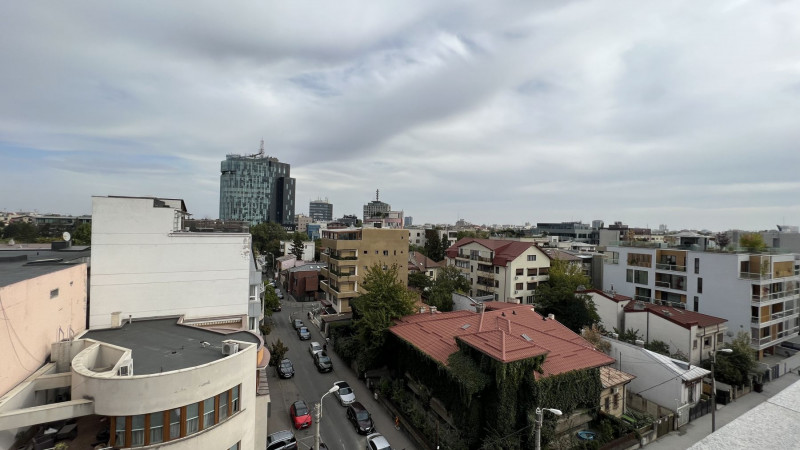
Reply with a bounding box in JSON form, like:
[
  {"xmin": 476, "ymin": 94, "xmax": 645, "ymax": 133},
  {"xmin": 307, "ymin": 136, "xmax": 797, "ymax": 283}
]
[{"xmin": 320, "ymin": 228, "xmax": 410, "ymax": 313}]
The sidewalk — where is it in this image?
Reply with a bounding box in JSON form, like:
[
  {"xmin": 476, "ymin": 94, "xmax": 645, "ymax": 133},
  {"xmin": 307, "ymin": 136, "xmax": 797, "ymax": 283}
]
[{"xmin": 645, "ymin": 370, "xmax": 800, "ymax": 449}]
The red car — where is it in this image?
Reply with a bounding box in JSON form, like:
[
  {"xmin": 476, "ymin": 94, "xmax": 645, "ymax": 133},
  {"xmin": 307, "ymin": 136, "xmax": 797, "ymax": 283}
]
[{"xmin": 290, "ymin": 400, "xmax": 312, "ymax": 430}]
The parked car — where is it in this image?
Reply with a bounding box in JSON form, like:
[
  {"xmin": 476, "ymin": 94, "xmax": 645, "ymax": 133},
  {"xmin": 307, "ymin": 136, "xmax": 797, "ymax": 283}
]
[
  {"xmin": 290, "ymin": 400, "xmax": 312, "ymax": 430},
  {"xmin": 268, "ymin": 280, "xmax": 277, "ymax": 287},
  {"xmin": 334, "ymin": 380, "xmax": 355, "ymax": 406},
  {"xmin": 272, "ymin": 301, "xmax": 282, "ymax": 312},
  {"xmin": 278, "ymin": 359, "xmax": 294, "ymax": 379},
  {"xmin": 313, "ymin": 351, "xmax": 333, "ymax": 372},
  {"xmin": 309, "ymin": 341, "xmax": 323, "ymax": 357},
  {"xmin": 346, "ymin": 401, "xmax": 375, "ymax": 434},
  {"xmin": 293, "ymin": 319, "xmax": 304, "ymax": 330},
  {"xmin": 267, "ymin": 430, "xmax": 298, "ymax": 450},
  {"xmin": 365, "ymin": 433, "xmax": 392, "ymax": 450},
  {"xmin": 275, "ymin": 288, "xmax": 284, "ymax": 299},
  {"xmin": 297, "ymin": 326, "xmax": 311, "ymax": 340}
]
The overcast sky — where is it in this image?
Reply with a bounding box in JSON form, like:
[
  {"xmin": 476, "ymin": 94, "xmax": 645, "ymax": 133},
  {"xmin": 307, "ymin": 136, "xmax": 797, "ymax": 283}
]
[{"xmin": 1, "ymin": 1, "xmax": 798, "ymax": 231}]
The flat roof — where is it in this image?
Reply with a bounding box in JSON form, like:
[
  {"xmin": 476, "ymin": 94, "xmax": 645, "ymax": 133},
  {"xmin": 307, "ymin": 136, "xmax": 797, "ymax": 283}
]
[
  {"xmin": 0, "ymin": 248, "xmax": 90, "ymax": 287},
  {"xmin": 82, "ymin": 318, "xmax": 261, "ymax": 375}
]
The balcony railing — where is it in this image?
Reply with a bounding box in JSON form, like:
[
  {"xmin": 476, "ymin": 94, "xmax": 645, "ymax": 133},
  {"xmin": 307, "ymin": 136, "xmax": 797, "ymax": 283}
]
[
  {"xmin": 457, "ymin": 253, "xmax": 492, "ymax": 262},
  {"xmin": 752, "ymin": 327, "xmax": 800, "ymax": 346},
  {"xmin": 751, "ymin": 288, "xmax": 800, "ymax": 303},
  {"xmin": 656, "ymin": 263, "xmax": 687, "ymax": 272},
  {"xmin": 634, "ymin": 295, "xmax": 652, "ymax": 303},
  {"xmin": 655, "ymin": 280, "xmax": 686, "ymax": 291}
]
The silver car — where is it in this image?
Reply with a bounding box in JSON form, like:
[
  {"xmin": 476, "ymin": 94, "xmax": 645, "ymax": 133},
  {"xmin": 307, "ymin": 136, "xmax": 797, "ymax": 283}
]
[
  {"xmin": 309, "ymin": 341, "xmax": 323, "ymax": 357},
  {"xmin": 366, "ymin": 433, "xmax": 392, "ymax": 450},
  {"xmin": 334, "ymin": 380, "xmax": 355, "ymax": 406}
]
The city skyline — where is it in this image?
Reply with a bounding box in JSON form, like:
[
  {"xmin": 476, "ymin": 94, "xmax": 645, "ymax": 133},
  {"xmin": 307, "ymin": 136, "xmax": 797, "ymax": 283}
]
[{"xmin": 1, "ymin": 1, "xmax": 799, "ymax": 231}]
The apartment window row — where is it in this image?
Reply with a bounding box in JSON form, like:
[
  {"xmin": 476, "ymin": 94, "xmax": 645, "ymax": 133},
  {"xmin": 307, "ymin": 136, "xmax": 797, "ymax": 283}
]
[
  {"xmin": 110, "ymin": 385, "xmax": 240, "ymax": 448},
  {"xmin": 626, "ymin": 269, "xmax": 649, "ymax": 285}
]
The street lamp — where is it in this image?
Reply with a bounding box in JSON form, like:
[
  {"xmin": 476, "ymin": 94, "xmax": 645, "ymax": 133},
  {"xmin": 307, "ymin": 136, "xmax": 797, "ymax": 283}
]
[
  {"xmin": 315, "ymin": 384, "xmax": 339, "ymax": 450},
  {"xmin": 534, "ymin": 407, "xmax": 562, "ymax": 450},
  {"xmin": 711, "ymin": 348, "xmax": 733, "ymax": 432}
]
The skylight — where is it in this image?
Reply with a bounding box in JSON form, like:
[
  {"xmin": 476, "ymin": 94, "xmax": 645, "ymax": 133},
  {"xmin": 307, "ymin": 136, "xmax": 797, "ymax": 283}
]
[
  {"xmin": 461, "ymin": 324, "xmax": 470, "ymax": 330},
  {"xmin": 521, "ymin": 334, "xmax": 533, "ymax": 342}
]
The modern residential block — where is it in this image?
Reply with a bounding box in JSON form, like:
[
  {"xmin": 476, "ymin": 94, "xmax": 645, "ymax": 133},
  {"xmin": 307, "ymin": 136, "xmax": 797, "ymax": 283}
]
[
  {"xmin": 309, "ymin": 198, "xmax": 333, "ymax": 222},
  {"xmin": 445, "ymin": 238, "xmax": 551, "ymax": 304},
  {"xmin": 602, "ymin": 233, "xmax": 800, "ymax": 359},
  {"xmin": 319, "ymin": 228, "xmax": 409, "ymax": 313}
]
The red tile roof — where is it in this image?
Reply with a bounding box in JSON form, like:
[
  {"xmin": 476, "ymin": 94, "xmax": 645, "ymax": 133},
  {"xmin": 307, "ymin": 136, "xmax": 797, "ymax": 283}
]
[
  {"xmin": 623, "ymin": 302, "xmax": 727, "ymax": 329},
  {"xmin": 408, "ymin": 251, "xmax": 445, "ymax": 272},
  {"xmin": 444, "ymin": 238, "xmax": 551, "ymax": 267},
  {"xmin": 390, "ymin": 305, "xmax": 614, "ymax": 378},
  {"xmin": 578, "ymin": 289, "xmax": 632, "ymax": 303}
]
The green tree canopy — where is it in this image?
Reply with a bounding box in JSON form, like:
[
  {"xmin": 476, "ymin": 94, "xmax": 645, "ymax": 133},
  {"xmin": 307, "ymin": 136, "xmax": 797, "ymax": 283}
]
[
  {"xmin": 289, "ymin": 231, "xmax": 305, "ymax": 260},
  {"xmin": 268, "ymin": 339, "xmax": 289, "ymax": 366},
  {"xmin": 2, "ymin": 222, "xmax": 38, "ymax": 242},
  {"xmin": 408, "ymin": 271, "xmax": 432, "ymax": 291},
  {"xmin": 250, "ymin": 222, "xmax": 288, "ymax": 259},
  {"xmin": 262, "ymin": 284, "xmax": 280, "ymax": 317},
  {"xmin": 536, "ymin": 259, "xmax": 599, "ymax": 333},
  {"xmin": 456, "ymin": 230, "xmax": 490, "ymax": 240},
  {"xmin": 704, "ymin": 331, "xmax": 757, "ymax": 386},
  {"xmin": 427, "ymin": 265, "xmax": 470, "ymax": 312},
  {"xmin": 739, "ymin": 233, "xmax": 766, "ymax": 252},
  {"xmin": 424, "ymin": 229, "xmax": 445, "ymax": 262},
  {"xmin": 351, "ymin": 263, "xmax": 416, "ymax": 370},
  {"xmin": 72, "ymin": 223, "xmax": 92, "ymax": 245}
]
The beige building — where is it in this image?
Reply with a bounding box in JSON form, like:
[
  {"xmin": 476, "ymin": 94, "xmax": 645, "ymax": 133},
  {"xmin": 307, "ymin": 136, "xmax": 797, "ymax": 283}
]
[
  {"xmin": 444, "ymin": 238, "xmax": 551, "ymax": 304},
  {"xmin": 319, "ymin": 228, "xmax": 409, "ymax": 313},
  {"xmin": 294, "ymin": 213, "xmax": 312, "ymax": 233},
  {"xmin": 599, "ymin": 366, "xmax": 636, "ymax": 418}
]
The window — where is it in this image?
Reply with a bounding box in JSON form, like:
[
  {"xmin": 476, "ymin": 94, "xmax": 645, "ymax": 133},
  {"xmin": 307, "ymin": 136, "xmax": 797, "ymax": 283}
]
[
  {"xmin": 697, "ymin": 277, "xmax": 703, "ymax": 293},
  {"xmin": 693, "ymin": 339, "xmax": 698, "ymax": 349},
  {"xmin": 131, "ymin": 414, "xmax": 145, "ymax": 447},
  {"xmin": 363, "ymin": 250, "xmax": 367, "ymax": 254},
  {"xmin": 219, "ymin": 390, "xmax": 229, "ymax": 421},
  {"xmin": 495, "ymin": 267, "xmax": 499, "ymax": 274},
  {"xmin": 203, "ymin": 397, "xmax": 215, "ymax": 427},
  {"xmin": 527, "ymin": 282, "xmax": 536, "ymax": 290},
  {"xmin": 516, "ymin": 268, "xmax": 524, "ymax": 276},
  {"xmin": 228, "ymin": 443, "xmax": 241, "ymax": 450},
  {"xmin": 526, "ymin": 295, "xmax": 534, "ymax": 304},
  {"xmin": 115, "ymin": 416, "xmax": 126, "ymax": 446},
  {"xmin": 627, "ymin": 253, "xmax": 652, "ymax": 267},
  {"xmin": 527, "ymin": 255, "xmax": 536, "ymax": 261},
  {"xmin": 694, "ymin": 258, "xmax": 700, "ymax": 274},
  {"xmin": 528, "ymin": 268, "xmax": 537, "ymax": 276},
  {"xmin": 605, "ymin": 396, "xmax": 610, "ymax": 411},
  {"xmin": 515, "ymin": 283, "xmax": 523, "ymax": 290},
  {"xmin": 169, "ymin": 408, "xmax": 181, "ymax": 439},
  {"xmin": 703, "ymin": 336, "xmax": 711, "ymax": 347},
  {"xmin": 613, "ymin": 393, "xmax": 620, "ymax": 409},
  {"xmin": 717, "ymin": 333, "xmax": 724, "ymax": 345},
  {"xmin": 186, "ymin": 402, "xmax": 199, "ymax": 434},
  {"xmin": 627, "ymin": 269, "xmax": 648, "ymax": 284},
  {"xmin": 383, "ymin": 250, "xmax": 389, "ymax": 256},
  {"xmin": 694, "ymin": 296, "xmax": 699, "ymax": 312},
  {"xmin": 50, "ymin": 288, "xmax": 59, "ymax": 299},
  {"xmin": 149, "ymin": 412, "xmax": 164, "ymax": 444}
]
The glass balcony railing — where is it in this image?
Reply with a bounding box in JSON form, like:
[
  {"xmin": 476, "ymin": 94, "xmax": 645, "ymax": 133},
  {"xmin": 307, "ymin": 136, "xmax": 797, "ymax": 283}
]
[
  {"xmin": 751, "ymin": 288, "xmax": 800, "ymax": 303},
  {"xmin": 656, "ymin": 263, "xmax": 687, "ymax": 272}
]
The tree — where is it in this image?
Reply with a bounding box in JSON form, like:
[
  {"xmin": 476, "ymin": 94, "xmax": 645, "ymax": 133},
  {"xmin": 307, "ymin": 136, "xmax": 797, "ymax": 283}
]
[
  {"xmin": 427, "ymin": 266, "xmax": 470, "ymax": 312},
  {"xmin": 704, "ymin": 331, "xmax": 757, "ymax": 386},
  {"xmin": 250, "ymin": 222, "xmax": 288, "ymax": 258},
  {"xmin": 456, "ymin": 230, "xmax": 490, "ymax": 240},
  {"xmin": 72, "ymin": 223, "xmax": 92, "ymax": 245},
  {"xmin": 424, "ymin": 229, "xmax": 445, "ymax": 262},
  {"xmin": 739, "ymin": 233, "xmax": 766, "ymax": 252},
  {"xmin": 268, "ymin": 339, "xmax": 289, "ymax": 366},
  {"xmin": 289, "ymin": 232, "xmax": 305, "ymax": 260},
  {"xmin": 535, "ymin": 259, "xmax": 599, "ymax": 333},
  {"xmin": 2, "ymin": 222, "xmax": 38, "ymax": 242},
  {"xmin": 581, "ymin": 324, "xmax": 611, "ymax": 353},
  {"xmin": 715, "ymin": 231, "xmax": 730, "ymax": 250},
  {"xmin": 262, "ymin": 285, "xmax": 280, "ymax": 317},
  {"xmin": 614, "ymin": 327, "xmax": 643, "ymax": 344},
  {"xmin": 350, "ymin": 264, "xmax": 416, "ymax": 370},
  {"xmin": 408, "ymin": 271, "xmax": 432, "ymax": 291}
]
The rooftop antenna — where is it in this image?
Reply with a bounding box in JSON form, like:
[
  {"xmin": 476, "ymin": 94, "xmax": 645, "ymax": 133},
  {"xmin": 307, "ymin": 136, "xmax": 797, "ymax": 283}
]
[
  {"xmin": 258, "ymin": 139, "xmax": 265, "ymax": 156},
  {"xmin": 376, "ymin": 189, "xmax": 380, "ymax": 202}
]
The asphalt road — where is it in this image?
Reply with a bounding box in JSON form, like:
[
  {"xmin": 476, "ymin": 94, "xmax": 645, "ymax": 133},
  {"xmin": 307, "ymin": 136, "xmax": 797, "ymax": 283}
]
[{"xmin": 265, "ymin": 284, "xmax": 417, "ymax": 450}]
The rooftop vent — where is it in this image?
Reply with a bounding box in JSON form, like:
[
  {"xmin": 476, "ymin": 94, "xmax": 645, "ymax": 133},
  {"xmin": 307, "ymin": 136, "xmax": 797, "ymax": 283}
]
[
  {"xmin": 461, "ymin": 324, "xmax": 470, "ymax": 330},
  {"xmin": 522, "ymin": 334, "xmax": 533, "ymax": 342}
]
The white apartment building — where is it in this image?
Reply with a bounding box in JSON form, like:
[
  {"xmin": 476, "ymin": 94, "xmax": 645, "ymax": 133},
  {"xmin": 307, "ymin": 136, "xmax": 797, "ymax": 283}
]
[
  {"xmin": 0, "ymin": 317, "xmax": 269, "ymax": 449},
  {"xmin": 602, "ymin": 235, "xmax": 800, "ymax": 359},
  {"xmin": 90, "ymin": 196, "xmax": 263, "ymax": 330},
  {"xmin": 279, "ymin": 239, "xmax": 315, "ymax": 261},
  {"xmin": 445, "ymin": 238, "xmax": 551, "ymax": 304}
]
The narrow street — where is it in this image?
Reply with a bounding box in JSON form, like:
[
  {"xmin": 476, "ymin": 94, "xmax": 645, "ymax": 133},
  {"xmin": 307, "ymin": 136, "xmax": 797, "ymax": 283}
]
[{"xmin": 265, "ymin": 284, "xmax": 419, "ymax": 450}]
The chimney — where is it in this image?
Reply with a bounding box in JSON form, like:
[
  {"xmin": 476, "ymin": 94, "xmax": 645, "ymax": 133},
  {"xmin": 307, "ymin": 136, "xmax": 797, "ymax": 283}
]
[
  {"xmin": 547, "ymin": 313, "xmax": 555, "ymax": 321},
  {"xmin": 430, "ymin": 306, "xmax": 437, "ymax": 314}
]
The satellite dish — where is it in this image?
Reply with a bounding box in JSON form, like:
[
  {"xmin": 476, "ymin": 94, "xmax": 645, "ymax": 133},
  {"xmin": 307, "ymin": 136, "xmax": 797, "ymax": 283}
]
[{"xmin": 62, "ymin": 231, "xmax": 71, "ymax": 241}]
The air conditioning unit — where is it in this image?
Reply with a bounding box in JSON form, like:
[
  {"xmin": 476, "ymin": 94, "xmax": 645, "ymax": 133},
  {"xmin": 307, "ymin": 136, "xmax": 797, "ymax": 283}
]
[
  {"xmin": 222, "ymin": 342, "xmax": 239, "ymax": 356},
  {"xmin": 612, "ymin": 387, "xmax": 620, "ymax": 394},
  {"xmin": 515, "ymin": 276, "xmax": 519, "ymax": 280},
  {"xmin": 117, "ymin": 361, "xmax": 133, "ymax": 377}
]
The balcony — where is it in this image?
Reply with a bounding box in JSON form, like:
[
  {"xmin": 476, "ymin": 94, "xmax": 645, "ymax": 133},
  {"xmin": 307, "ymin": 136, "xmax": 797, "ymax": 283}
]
[
  {"xmin": 655, "ymin": 279, "xmax": 686, "ymax": 291},
  {"xmin": 751, "ymin": 288, "xmax": 800, "ymax": 305},
  {"xmin": 457, "ymin": 252, "xmax": 492, "ymax": 263},
  {"xmin": 656, "ymin": 263, "xmax": 686, "ymax": 272},
  {"xmin": 328, "ymin": 252, "xmax": 358, "ymax": 261},
  {"xmin": 751, "ymin": 309, "xmax": 798, "ymax": 326},
  {"xmin": 751, "ymin": 326, "xmax": 800, "ymax": 348},
  {"xmin": 634, "ymin": 295, "xmax": 652, "ymax": 303},
  {"xmin": 320, "ymin": 280, "xmax": 358, "ymax": 298}
]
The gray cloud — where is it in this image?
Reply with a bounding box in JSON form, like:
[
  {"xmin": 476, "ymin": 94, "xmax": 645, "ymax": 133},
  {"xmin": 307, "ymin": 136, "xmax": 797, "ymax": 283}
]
[{"xmin": 1, "ymin": 0, "xmax": 799, "ymax": 230}]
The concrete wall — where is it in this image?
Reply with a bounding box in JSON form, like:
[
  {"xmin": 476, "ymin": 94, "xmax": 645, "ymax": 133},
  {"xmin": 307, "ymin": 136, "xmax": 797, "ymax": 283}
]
[
  {"xmin": 90, "ymin": 197, "xmax": 252, "ymax": 329},
  {"xmin": 0, "ymin": 263, "xmax": 87, "ymax": 395},
  {"xmin": 71, "ymin": 339, "xmax": 259, "ymax": 449},
  {"xmin": 587, "ymin": 292, "xmax": 628, "ymax": 332}
]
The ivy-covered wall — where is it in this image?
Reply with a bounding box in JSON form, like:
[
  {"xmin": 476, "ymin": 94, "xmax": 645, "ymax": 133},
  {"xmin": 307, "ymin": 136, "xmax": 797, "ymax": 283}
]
[{"xmin": 387, "ymin": 334, "xmax": 604, "ymax": 449}]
